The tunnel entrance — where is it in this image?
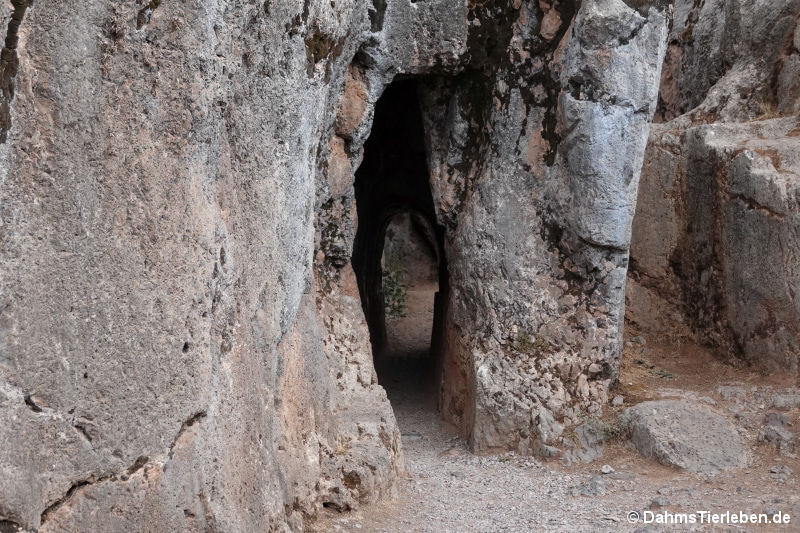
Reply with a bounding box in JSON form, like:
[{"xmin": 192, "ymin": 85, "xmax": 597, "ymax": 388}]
[{"xmin": 351, "ymin": 78, "xmax": 448, "ymax": 410}]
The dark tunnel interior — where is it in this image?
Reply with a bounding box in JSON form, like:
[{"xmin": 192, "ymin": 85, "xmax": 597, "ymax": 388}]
[{"xmin": 351, "ymin": 78, "xmax": 450, "ymax": 407}]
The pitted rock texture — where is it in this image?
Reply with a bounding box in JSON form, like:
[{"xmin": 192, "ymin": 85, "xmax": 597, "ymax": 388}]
[
  {"xmin": 417, "ymin": 0, "xmax": 668, "ymax": 454},
  {"xmin": 0, "ymin": 0, "xmax": 667, "ymax": 530},
  {"xmin": 622, "ymin": 400, "xmax": 751, "ymax": 476}
]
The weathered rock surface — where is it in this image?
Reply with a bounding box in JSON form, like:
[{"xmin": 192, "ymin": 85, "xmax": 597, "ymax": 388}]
[
  {"xmin": 759, "ymin": 425, "xmax": 797, "ymax": 456},
  {"xmin": 629, "ymin": 0, "xmax": 800, "ymax": 375},
  {"xmin": 655, "ymin": 0, "xmax": 800, "ymax": 121},
  {"xmin": 759, "ymin": 411, "xmax": 797, "ymax": 456},
  {"xmin": 1, "ymin": 0, "xmax": 414, "ymax": 529},
  {"xmin": 562, "ymin": 420, "xmax": 607, "ymax": 464},
  {"xmin": 382, "ymin": 212, "xmax": 439, "ymax": 286},
  {"xmin": 622, "ymin": 400, "xmax": 751, "ymax": 475},
  {"xmin": 772, "ymin": 391, "xmax": 800, "ymax": 410},
  {"xmin": 0, "ymin": 0, "xmax": 668, "ymax": 529},
  {"xmin": 630, "ymin": 117, "xmax": 800, "ymax": 374},
  {"xmin": 439, "ymin": 0, "xmax": 668, "ymax": 455}
]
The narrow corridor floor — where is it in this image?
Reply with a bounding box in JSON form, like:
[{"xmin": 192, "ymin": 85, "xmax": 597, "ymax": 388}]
[{"xmin": 311, "ymin": 335, "xmax": 800, "ymax": 533}]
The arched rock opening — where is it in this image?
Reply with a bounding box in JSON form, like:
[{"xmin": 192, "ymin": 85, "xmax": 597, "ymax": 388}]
[
  {"xmin": 381, "ymin": 210, "xmax": 440, "ymax": 361},
  {"xmin": 351, "ymin": 79, "xmax": 450, "ymax": 407}
]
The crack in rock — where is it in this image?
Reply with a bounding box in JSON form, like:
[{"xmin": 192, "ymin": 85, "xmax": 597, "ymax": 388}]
[
  {"xmin": 39, "ymin": 480, "xmax": 93, "ymax": 525},
  {"xmin": 0, "ymin": 0, "xmax": 28, "ymax": 143},
  {"xmin": 22, "ymin": 394, "xmax": 42, "ymax": 413},
  {"xmin": 168, "ymin": 410, "xmax": 206, "ymax": 460},
  {"xmin": 38, "ymin": 410, "xmax": 206, "ymax": 527}
]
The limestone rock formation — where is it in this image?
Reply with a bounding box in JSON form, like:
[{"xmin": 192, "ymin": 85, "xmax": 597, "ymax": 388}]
[
  {"xmin": 629, "ymin": 0, "xmax": 800, "ymax": 375},
  {"xmin": 427, "ymin": 0, "xmax": 669, "ymax": 455},
  {"xmin": 632, "ymin": 118, "xmax": 800, "ymax": 374},
  {"xmin": 655, "ymin": 0, "xmax": 800, "ymax": 121},
  {"xmin": 0, "ymin": 0, "xmax": 668, "ymax": 530}
]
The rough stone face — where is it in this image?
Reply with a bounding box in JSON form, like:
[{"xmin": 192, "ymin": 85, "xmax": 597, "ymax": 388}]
[
  {"xmin": 630, "ymin": 117, "xmax": 800, "ymax": 374},
  {"xmin": 628, "ymin": 0, "xmax": 800, "ymax": 377},
  {"xmin": 382, "ymin": 212, "xmax": 439, "ymax": 286},
  {"xmin": 622, "ymin": 400, "xmax": 751, "ymax": 476},
  {"xmin": 778, "ymin": 54, "xmax": 800, "ymax": 116},
  {"xmin": 772, "ymin": 391, "xmax": 800, "ymax": 410},
  {"xmin": 655, "ymin": 0, "xmax": 800, "ymax": 121},
  {"xmin": 562, "ymin": 420, "xmax": 607, "ymax": 464},
  {"xmin": 0, "ymin": 0, "xmax": 668, "ymax": 529},
  {"xmin": 424, "ymin": 0, "xmax": 668, "ymax": 454},
  {"xmin": 759, "ymin": 425, "xmax": 797, "ymax": 456}
]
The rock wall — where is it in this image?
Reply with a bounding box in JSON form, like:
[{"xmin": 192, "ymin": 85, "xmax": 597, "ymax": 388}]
[
  {"xmin": 631, "ymin": 117, "xmax": 800, "ymax": 375},
  {"xmin": 630, "ymin": 0, "xmax": 800, "ymax": 375},
  {"xmin": 0, "ymin": 0, "xmax": 407, "ymax": 530},
  {"xmin": 382, "ymin": 212, "xmax": 439, "ymax": 287},
  {"xmin": 655, "ymin": 0, "xmax": 800, "ymax": 121},
  {"xmin": 418, "ymin": 0, "xmax": 668, "ymax": 453},
  {"xmin": 0, "ymin": 0, "xmax": 667, "ymax": 530}
]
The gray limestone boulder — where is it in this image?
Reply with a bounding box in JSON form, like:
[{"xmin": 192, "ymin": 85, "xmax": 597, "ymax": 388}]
[
  {"xmin": 562, "ymin": 419, "xmax": 608, "ymax": 464},
  {"xmin": 622, "ymin": 400, "xmax": 751, "ymax": 476},
  {"xmin": 772, "ymin": 391, "xmax": 800, "ymax": 411},
  {"xmin": 759, "ymin": 426, "xmax": 796, "ymax": 455},
  {"xmin": 759, "ymin": 417, "xmax": 797, "ymax": 457}
]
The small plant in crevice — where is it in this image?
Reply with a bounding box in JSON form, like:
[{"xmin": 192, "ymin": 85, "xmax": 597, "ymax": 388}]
[
  {"xmin": 584, "ymin": 416, "xmax": 630, "ymax": 442},
  {"xmin": 382, "ymin": 266, "xmax": 407, "ymax": 319},
  {"xmin": 754, "ymin": 92, "xmax": 780, "ymax": 121},
  {"xmin": 512, "ymin": 330, "xmax": 552, "ymax": 356},
  {"xmin": 562, "ymin": 426, "xmax": 579, "ymax": 446}
]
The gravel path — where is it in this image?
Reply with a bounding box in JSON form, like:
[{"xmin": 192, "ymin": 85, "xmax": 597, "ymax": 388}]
[
  {"xmin": 312, "ymin": 363, "xmax": 800, "ymax": 533},
  {"xmin": 312, "ymin": 287, "xmax": 800, "ymax": 532}
]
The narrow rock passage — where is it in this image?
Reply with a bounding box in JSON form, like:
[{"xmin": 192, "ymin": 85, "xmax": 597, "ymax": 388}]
[
  {"xmin": 312, "ymin": 332, "xmax": 800, "ymax": 532},
  {"xmin": 318, "ymin": 211, "xmax": 800, "ymax": 533}
]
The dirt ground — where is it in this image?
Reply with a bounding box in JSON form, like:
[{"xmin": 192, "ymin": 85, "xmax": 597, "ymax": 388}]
[
  {"xmin": 384, "ymin": 282, "xmax": 438, "ymax": 360},
  {"xmin": 311, "ymin": 285, "xmax": 800, "ymax": 532}
]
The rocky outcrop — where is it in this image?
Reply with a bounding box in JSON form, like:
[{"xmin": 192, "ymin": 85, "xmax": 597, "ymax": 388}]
[
  {"xmin": 0, "ymin": 0, "xmax": 410, "ymax": 530},
  {"xmin": 622, "ymin": 400, "xmax": 751, "ymax": 476},
  {"xmin": 331, "ymin": 0, "xmax": 669, "ymax": 457},
  {"xmin": 655, "ymin": 0, "xmax": 800, "ymax": 121},
  {"xmin": 0, "ymin": 0, "xmax": 667, "ymax": 530},
  {"xmin": 629, "ymin": 0, "xmax": 800, "ymax": 375},
  {"xmin": 631, "ymin": 118, "xmax": 800, "ymax": 374},
  {"xmin": 424, "ymin": 0, "xmax": 668, "ymax": 455}
]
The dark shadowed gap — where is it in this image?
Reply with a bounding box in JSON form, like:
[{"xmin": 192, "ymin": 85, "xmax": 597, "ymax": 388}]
[{"xmin": 351, "ymin": 79, "xmax": 449, "ymax": 410}]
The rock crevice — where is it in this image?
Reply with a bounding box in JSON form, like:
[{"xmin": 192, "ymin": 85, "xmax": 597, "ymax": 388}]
[{"xmin": 0, "ymin": 0, "xmax": 27, "ymax": 143}]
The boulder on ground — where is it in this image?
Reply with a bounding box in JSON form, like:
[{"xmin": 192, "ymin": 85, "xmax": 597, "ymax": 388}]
[
  {"xmin": 622, "ymin": 400, "xmax": 750, "ymax": 475},
  {"xmin": 759, "ymin": 425, "xmax": 797, "ymax": 457}
]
